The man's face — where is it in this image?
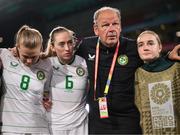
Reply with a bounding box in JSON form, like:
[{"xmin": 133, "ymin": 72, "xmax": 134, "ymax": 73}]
[
  {"xmin": 94, "ymin": 10, "xmax": 121, "ymax": 47},
  {"xmin": 52, "ymin": 31, "xmax": 74, "ymax": 64},
  {"xmin": 17, "ymin": 45, "xmax": 41, "ymax": 67}
]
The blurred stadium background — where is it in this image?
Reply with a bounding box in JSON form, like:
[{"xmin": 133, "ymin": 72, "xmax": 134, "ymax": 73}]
[{"xmin": 0, "ymin": 0, "xmax": 179, "ymax": 52}]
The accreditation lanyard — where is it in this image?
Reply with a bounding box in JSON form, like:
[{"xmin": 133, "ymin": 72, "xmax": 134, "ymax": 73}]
[{"xmin": 94, "ymin": 39, "xmax": 120, "ymax": 101}]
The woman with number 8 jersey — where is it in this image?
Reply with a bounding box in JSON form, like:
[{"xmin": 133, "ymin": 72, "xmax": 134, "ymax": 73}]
[
  {"xmin": 0, "ymin": 25, "xmax": 52, "ymax": 135},
  {"xmin": 43, "ymin": 26, "xmax": 89, "ymax": 135}
]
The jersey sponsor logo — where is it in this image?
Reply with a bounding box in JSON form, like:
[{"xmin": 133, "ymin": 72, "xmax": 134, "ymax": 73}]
[
  {"xmin": 150, "ymin": 83, "xmax": 170, "ymax": 105},
  {"xmin": 36, "ymin": 70, "xmax": 45, "ymax": 80},
  {"xmin": 76, "ymin": 67, "xmax": 85, "ymax": 76},
  {"xmin": 88, "ymin": 54, "xmax": 95, "ymax": 61},
  {"xmin": 10, "ymin": 61, "xmax": 19, "ymax": 67},
  {"xmin": 117, "ymin": 55, "xmax": 128, "ymax": 65},
  {"xmin": 149, "ymin": 81, "xmax": 175, "ymax": 129},
  {"xmin": 53, "ymin": 66, "xmax": 59, "ymax": 70}
]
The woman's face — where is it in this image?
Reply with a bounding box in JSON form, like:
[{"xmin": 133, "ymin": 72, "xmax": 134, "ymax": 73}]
[
  {"xmin": 52, "ymin": 31, "xmax": 74, "ymax": 64},
  {"xmin": 17, "ymin": 44, "xmax": 41, "ymax": 67},
  {"xmin": 137, "ymin": 33, "xmax": 162, "ymax": 63}
]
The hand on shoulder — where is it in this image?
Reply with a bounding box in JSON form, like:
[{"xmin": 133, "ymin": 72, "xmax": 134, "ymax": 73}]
[{"xmin": 168, "ymin": 44, "xmax": 180, "ymax": 61}]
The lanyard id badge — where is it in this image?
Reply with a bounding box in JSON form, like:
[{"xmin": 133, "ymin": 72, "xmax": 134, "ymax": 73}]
[
  {"xmin": 94, "ymin": 39, "xmax": 120, "ymax": 119},
  {"xmin": 98, "ymin": 97, "xmax": 109, "ymax": 118}
]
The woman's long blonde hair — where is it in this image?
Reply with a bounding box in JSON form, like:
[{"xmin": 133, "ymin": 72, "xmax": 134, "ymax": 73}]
[{"xmin": 15, "ymin": 25, "xmax": 43, "ymax": 49}]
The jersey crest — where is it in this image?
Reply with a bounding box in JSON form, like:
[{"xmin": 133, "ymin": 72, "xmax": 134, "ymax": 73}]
[
  {"xmin": 76, "ymin": 67, "xmax": 85, "ymax": 76},
  {"xmin": 117, "ymin": 55, "xmax": 128, "ymax": 66},
  {"xmin": 36, "ymin": 70, "xmax": 45, "ymax": 80}
]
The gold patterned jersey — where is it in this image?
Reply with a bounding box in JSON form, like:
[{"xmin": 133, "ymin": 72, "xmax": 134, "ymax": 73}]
[{"xmin": 135, "ymin": 62, "xmax": 180, "ymax": 134}]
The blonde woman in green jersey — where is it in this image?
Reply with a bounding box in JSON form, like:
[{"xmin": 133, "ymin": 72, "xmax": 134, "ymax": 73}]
[
  {"xmin": 0, "ymin": 25, "xmax": 52, "ymax": 135},
  {"xmin": 43, "ymin": 26, "xmax": 89, "ymax": 135}
]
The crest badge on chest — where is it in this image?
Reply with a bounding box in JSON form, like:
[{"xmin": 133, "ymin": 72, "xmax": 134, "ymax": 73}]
[
  {"xmin": 117, "ymin": 55, "xmax": 128, "ymax": 66},
  {"xmin": 37, "ymin": 70, "xmax": 45, "ymax": 80},
  {"xmin": 76, "ymin": 67, "xmax": 85, "ymax": 76}
]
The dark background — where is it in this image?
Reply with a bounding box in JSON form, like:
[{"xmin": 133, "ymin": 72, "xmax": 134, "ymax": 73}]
[{"xmin": 0, "ymin": 0, "xmax": 180, "ymax": 52}]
